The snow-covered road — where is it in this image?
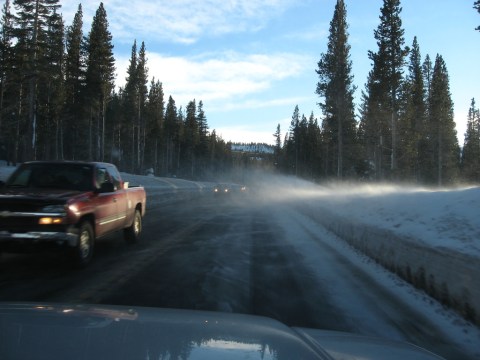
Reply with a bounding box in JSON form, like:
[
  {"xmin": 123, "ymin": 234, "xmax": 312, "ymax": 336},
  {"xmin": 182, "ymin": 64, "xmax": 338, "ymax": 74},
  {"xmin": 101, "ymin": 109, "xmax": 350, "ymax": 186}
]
[
  {"xmin": 1, "ymin": 164, "xmax": 479, "ymax": 359},
  {"xmin": 100, "ymin": 193, "xmax": 479, "ymax": 360}
]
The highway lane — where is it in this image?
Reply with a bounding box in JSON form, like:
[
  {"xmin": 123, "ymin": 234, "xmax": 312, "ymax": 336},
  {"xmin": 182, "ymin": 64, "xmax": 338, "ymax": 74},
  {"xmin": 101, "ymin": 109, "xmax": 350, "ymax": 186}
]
[{"xmin": 0, "ymin": 192, "xmax": 476, "ymax": 359}]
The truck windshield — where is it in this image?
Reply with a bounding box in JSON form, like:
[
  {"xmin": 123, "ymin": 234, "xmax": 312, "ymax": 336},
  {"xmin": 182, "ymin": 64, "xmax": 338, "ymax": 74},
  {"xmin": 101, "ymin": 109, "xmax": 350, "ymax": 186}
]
[{"xmin": 7, "ymin": 163, "xmax": 94, "ymax": 191}]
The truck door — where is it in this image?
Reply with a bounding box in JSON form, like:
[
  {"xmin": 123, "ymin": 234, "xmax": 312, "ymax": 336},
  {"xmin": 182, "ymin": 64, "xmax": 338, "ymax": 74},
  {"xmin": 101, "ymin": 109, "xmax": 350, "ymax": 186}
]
[
  {"xmin": 106, "ymin": 164, "xmax": 129, "ymax": 228},
  {"xmin": 94, "ymin": 167, "xmax": 121, "ymax": 236}
]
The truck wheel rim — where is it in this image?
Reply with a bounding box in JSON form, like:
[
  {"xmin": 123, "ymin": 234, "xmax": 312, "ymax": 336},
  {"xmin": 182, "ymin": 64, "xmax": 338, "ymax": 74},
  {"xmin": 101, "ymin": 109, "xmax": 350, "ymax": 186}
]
[
  {"xmin": 79, "ymin": 231, "xmax": 91, "ymax": 258},
  {"xmin": 134, "ymin": 215, "xmax": 141, "ymax": 235}
]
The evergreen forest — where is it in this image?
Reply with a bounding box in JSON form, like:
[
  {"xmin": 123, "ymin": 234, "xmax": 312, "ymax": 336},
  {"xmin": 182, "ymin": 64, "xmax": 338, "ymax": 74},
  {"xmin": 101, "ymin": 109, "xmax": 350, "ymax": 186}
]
[{"xmin": 0, "ymin": 0, "xmax": 478, "ymax": 184}]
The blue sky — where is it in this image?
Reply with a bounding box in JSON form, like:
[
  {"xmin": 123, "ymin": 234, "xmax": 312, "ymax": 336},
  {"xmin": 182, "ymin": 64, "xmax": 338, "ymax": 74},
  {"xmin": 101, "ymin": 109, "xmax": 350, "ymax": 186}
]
[{"xmin": 62, "ymin": 0, "xmax": 480, "ymax": 145}]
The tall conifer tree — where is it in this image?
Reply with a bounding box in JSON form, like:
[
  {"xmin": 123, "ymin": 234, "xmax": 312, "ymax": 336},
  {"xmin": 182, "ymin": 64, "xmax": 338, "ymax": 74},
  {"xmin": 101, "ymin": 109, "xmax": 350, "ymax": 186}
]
[
  {"xmin": 184, "ymin": 99, "xmax": 199, "ymax": 177},
  {"xmin": 399, "ymin": 36, "xmax": 426, "ymax": 180},
  {"xmin": 40, "ymin": 7, "xmax": 64, "ymax": 159},
  {"xmin": 145, "ymin": 78, "xmax": 164, "ymax": 174},
  {"xmin": 84, "ymin": 2, "xmax": 115, "ymax": 161},
  {"xmin": 316, "ymin": 0, "xmax": 356, "ymax": 178},
  {"xmin": 363, "ymin": 0, "xmax": 408, "ymax": 179},
  {"xmin": 12, "ymin": 0, "xmax": 62, "ymax": 160},
  {"xmin": 461, "ymin": 98, "xmax": 480, "ymax": 181},
  {"xmin": 0, "ymin": 0, "xmax": 15, "ymax": 162},
  {"xmin": 123, "ymin": 40, "xmax": 138, "ymax": 171},
  {"xmin": 64, "ymin": 4, "xmax": 85, "ymax": 160},
  {"xmin": 136, "ymin": 41, "xmax": 148, "ymax": 171},
  {"xmin": 164, "ymin": 95, "xmax": 178, "ymax": 175},
  {"xmin": 427, "ymin": 55, "xmax": 459, "ymax": 185}
]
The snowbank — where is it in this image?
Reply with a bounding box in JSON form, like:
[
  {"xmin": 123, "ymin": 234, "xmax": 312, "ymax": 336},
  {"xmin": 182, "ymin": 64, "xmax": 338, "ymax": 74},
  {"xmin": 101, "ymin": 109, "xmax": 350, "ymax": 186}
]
[{"xmin": 300, "ymin": 185, "xmax": 480, "ymax": 325}]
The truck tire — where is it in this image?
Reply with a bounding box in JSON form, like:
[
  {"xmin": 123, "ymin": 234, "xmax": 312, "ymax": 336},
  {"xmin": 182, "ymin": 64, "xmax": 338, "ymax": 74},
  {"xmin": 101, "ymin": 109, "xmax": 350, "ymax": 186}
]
[
  {"xmin": 71, "ymin": 221, "xmax": 94, "ymax": 268},
  {"xmin": 124, "ymin": 209, "xmax": 142, "ymax": 243}
]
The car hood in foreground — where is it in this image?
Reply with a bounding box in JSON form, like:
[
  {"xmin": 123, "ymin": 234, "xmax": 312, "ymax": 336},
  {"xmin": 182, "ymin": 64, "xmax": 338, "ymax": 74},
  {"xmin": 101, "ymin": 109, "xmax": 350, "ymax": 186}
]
[{"xmin": 0, "ymin": 303, "xmax": 444, "ymax": 360}]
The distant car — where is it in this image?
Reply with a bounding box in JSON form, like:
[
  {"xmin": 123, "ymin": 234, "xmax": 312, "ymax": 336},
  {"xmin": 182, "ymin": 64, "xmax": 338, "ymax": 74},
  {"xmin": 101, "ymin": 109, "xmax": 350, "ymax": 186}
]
[
  {"xmin": 0, "ymin": 302, "xmax": 445, "ymax": 360},
  {"xmin": 213, "ymin": 183, "xmax": 231, "ymax": 195},
  {"xmin": 213, "ymin": 183, "xmax": 248, "ymax": 196}
]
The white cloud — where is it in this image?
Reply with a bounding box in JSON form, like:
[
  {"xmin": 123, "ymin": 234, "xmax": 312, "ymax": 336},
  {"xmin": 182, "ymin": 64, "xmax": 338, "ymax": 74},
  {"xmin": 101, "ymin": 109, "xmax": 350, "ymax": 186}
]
[
  {"xmin": 115, "ymin": 51, "xmax": 311, "ymax": 108},
  {"xmin": 215, "ymin": 114, "xmax": 294, "ymax": 145},
  {"xmin": 210, "ymin": 96, "xmax": 313, "ymax": 112},
  {"xmin": 62, "ymin": 0, "xmax": 297, "ymax": 44},
  {"xmin": 215, "ymin": 126, "xmax": 276, "ymax": 145}
]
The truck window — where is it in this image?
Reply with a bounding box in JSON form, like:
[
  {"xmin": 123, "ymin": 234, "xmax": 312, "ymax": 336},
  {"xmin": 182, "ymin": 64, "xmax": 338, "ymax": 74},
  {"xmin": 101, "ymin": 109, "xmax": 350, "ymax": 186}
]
[
  {"xmin": 7, "ymin": 163, "xmax": 93, "ymax": 191},
  {"xmin": 7, "ymin": 167, "xmax": 32, "ymax": 187},
  {"xmin": 106, "ymin": 166, "xmax": 122, "ymax": 190},
  {"xmin": 95, "ymin": 168, "xmax": 109, "ymax": 189},
  {"xmin": 96, "ymin": 167, "xmax": 121, "ymax": 191}
]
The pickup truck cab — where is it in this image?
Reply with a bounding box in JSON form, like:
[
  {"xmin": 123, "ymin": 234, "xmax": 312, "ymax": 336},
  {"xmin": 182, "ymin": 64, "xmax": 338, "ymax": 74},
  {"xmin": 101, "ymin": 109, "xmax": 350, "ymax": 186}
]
[{"xmin": 0, "ymin": 161, "xmax": 146, "ymax": 267}]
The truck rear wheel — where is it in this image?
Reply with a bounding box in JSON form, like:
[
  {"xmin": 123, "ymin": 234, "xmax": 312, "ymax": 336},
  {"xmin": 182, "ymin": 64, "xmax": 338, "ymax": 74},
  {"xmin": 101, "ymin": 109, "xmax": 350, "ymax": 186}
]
[
  {"xmin": 71, "ymin": 222, "xmax": 94, "ymax": 268},
  {"xmin": 124, "ymin": 209, "xmax": 142, "ymax": 243}
]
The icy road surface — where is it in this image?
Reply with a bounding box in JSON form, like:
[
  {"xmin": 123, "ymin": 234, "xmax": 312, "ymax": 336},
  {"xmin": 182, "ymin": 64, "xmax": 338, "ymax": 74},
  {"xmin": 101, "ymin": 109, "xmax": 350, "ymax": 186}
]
[
  {"xmin": 0, "ymin": 165, "xmax": 479, "ymax": 360},
  {"xmin": 97, "ymin": 193, "xmax": 478, "ymax": 360}
]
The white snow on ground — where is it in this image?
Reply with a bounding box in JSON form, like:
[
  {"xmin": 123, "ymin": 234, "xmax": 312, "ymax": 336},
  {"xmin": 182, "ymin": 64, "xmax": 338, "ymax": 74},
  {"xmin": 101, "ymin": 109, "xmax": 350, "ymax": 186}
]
[
  {"xmin": 272, "ymin": 204, "xmax": 480, "ymax": 359},
  {"xmin": 311, "ymin": 183, "xmax": 480, "ymax": 256}
]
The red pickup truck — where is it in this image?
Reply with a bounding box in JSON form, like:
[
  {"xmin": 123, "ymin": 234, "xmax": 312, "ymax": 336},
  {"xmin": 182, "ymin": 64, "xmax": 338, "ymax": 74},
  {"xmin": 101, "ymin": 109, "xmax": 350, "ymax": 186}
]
[{"xmin": 0, "ymin": 161, "xmax": 146, "ymax": 267}]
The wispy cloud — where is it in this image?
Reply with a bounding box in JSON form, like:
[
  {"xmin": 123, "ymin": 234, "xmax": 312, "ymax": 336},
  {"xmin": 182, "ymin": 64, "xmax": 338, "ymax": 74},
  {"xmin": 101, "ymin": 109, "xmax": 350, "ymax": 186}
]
[
  {"xmin": 210, "ymin": 96, "xmax": 314, "ymax": 112},
  {"xmin": 62, "ymin": 0, "xmax": 297, "ymax": 44},
  {"xmin": 215, "ymin": 114, "xmax": 294, "ymax": 144},
  {"xmin": 115, "ymin": 51, "xmax": 311, "ymax": 107}
]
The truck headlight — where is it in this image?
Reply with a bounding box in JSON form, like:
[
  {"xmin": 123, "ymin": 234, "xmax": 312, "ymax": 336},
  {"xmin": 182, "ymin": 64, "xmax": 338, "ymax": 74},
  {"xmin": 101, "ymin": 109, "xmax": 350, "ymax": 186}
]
[
  {"xmin": 39, "ymin": 205, "xmax": 66, "ymax": 224},
  {"xmin": 41, "ymin": 204, "xmax": 66, "ymax": 214},
  {"xmin": 39, "ymin": 217, "xmax": 64, "ymax": 225}
]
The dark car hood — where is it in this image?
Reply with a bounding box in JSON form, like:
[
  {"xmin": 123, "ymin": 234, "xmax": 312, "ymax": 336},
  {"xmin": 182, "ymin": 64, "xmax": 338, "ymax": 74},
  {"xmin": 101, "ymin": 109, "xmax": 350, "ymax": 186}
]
[
  {"xmin": 0, "ymin": 303, "xmax": 444, "ymax": 360},
  {"xmin": 0, "ymin": 188, "xmax": 84, "ymax": 203}
]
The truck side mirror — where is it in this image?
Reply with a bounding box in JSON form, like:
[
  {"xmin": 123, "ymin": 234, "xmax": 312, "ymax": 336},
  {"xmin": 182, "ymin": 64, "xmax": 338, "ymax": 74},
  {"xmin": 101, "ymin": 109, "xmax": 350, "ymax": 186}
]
[{"xmin": 98, "ymin": 182, "xmax": 115, "ymax": 193}]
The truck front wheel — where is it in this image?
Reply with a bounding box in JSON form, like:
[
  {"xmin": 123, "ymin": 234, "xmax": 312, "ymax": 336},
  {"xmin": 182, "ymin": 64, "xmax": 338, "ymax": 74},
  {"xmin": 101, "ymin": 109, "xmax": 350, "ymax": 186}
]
[
  {"xmin": 124, "ymin": 209, "xmax": 142, "ymax": 243},
  {"xmin": 71, "ymin": 222, "xmax": 95, "ymax": 268}
]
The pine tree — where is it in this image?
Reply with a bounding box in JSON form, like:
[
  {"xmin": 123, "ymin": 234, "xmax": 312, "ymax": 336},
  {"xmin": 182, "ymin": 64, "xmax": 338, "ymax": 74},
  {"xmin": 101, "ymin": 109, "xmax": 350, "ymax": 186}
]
[
  {"xmin": 39, "ymin": 6, "xmax": 64, "ymax": 159},
  {"xmin": 163, "ymin": 95, "xmax": 178, "ymax": 175},
  {"xmin": 123, "ymin": 40, "xmax": 138, "ymax": 171},
  {"xmin": 136, "ymin": 41, "xmax": 148, "ymax": 172},
  {"xmin": 11, "ymin": 0, "xmax": 62, "ymax": 160},
  {"xmin": 184, "ymin": 99, "xmax": 199, "ymax": 178},
  {"xmin": 399, "ymin": 36, "xmax": 427, "ymax": 180},
  {"xmin": 196, "ymin": 100, "xmax": 209, "ymax": 175},
  {"xmin": 273, "ymin": 124, "xmax": 282, "ymax": 170},
  {"xmin": 0, "ymin": 0, "xmax": 15, "ymax": 163},
  {"xmin": 427, "ymin": 55, "xmax": 459, "ymax": 185},
  {"xmin": 145, "ymin": 78, "xmax": 164, "ymax": 175},
  {"xmin": 461, "ymin": 98, "xmax": 480, "ymax": 181},
  {"xmin": 106, "ymin": 88, "xmax": 124, "ymax": 164},
  {"xmin": 84, "ymin": 2, "xmax": 115, "ymax": 161},
  {"xmin": 297, "ymin": 114, "xmax": 308, "ymax": 176},
  {"xmin": 363, "ymin": 0, "xmax": 408, "ymax": 179},
  {"xmin": 196, "ymin": 101, "xmax": 208, "ymax": 151},
  {"xmin": 357, "ymin": 90, "xmax": 372, "ymax": 178},
  {"xmin": 306, "ymin": 112, "xmax": 322, "ymax": 178},
  {"xmin": 64, "ymin": 4, "xmax": 85, "ymax": 160},
  {"xmin": 287, "ymin": 105, "xmax": 300, "ymax": 176},
  {"xmin": 316, "ymin": 0, "xmax": 356, "ymax": 178}
]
